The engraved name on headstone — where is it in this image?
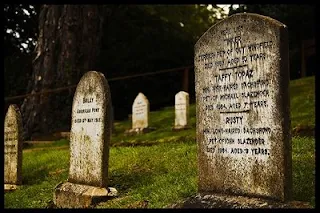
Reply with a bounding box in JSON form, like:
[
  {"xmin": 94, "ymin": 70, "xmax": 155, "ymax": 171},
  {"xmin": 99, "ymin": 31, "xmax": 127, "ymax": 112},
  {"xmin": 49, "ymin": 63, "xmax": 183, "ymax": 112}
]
[
  {"xmin": 54, "ymin": 71, "xmax": 116, "ymax": 208},
  {"xmin": 195, "ymin": 13, "xmax": 291, "ymax": 201}
]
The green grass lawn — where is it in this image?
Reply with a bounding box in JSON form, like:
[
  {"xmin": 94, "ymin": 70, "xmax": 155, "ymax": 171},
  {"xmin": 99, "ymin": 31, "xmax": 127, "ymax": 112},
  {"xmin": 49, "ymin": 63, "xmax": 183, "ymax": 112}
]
[{"xmin": 4, "ymin": 76, "xmax": 315, "ymax": 208}]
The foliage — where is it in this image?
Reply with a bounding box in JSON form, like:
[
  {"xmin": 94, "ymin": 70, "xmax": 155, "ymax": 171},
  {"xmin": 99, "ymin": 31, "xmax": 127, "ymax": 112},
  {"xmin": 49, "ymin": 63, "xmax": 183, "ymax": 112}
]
[
  {"xmin": 4, "ymin": 4, "xmax": 222, "ymax": 122},
  {"xmin": 4, "ymin": 4, "xmax": 39, "ymax": 55},
  {"xmin": 98, "ymin": 5, "xmax": 222, "ymax": 119},
  {"xmin": 4, "ymin": 4, "xmax": 40, "ymax": 103}
]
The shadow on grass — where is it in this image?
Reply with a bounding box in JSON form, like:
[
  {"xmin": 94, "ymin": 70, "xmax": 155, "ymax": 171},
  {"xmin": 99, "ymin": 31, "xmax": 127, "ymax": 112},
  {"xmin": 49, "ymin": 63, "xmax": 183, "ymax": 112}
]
[
  {"xmin": 111, "ymin": 136, "xmax": 196, "ymax": 148},
  {"xmin": 108, "ymin": 169, "xmax": 156, "ymax": 194},
  {"xmin": 291, "ymin": 125, "xmax": 314, "ymax": 137},
  {"xmin": 22, "ymin": 166, "xmax": 51, "ymax": 185}
]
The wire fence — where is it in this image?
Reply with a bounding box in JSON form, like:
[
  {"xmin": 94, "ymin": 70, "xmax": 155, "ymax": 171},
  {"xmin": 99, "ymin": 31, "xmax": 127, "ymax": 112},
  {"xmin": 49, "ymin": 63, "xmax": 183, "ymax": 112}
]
[{"xmin": 4, "ymin": 65, "xmax": 194, "ymax": 102}]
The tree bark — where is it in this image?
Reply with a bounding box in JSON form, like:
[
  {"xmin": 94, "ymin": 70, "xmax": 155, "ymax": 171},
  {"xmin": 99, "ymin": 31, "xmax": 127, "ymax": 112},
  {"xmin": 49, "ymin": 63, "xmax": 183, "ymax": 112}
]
[{"xmin": 21, "ymin": 5, "xmax": 105, "ymax": 139}]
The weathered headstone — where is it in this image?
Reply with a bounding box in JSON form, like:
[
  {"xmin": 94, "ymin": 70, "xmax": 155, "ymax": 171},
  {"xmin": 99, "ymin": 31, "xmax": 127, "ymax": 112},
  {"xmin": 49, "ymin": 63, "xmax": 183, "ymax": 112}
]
[
  {"xmin": 54, "ymin": 71, "xmax": 117, "ymax": 208},
  {"xmin": 195, "ymin": 13, "xmax": 291, "ymax": 201},
  {"xmin": 128, "ymin": 92, "xmax": 151, "ymax": 134},
  {"xmin": 111, "ymin": 105, "xmax": 115, "ymax": 133},
  {"xmin": 4, "ymin": 104, "xmax": 23, "ymax": 191},
  {"xmin": 173, "ymin": 91, "xmax": 190, "ymax": 130}
]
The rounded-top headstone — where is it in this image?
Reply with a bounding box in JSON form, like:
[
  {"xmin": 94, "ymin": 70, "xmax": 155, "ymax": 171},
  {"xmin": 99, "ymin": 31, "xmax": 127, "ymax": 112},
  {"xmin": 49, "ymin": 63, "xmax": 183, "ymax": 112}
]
[
  {"xmin": 194, "ymin": 13, "xmax": 291, "ymax": 201},
  {"xmin": 69, "ymin": 71, "xmax": 112, "ymax": 188},
  {"xmin": 132, "ymin": 92, "xmax": 149, "ymax": 130},
  {"xmin": 4, "ymin": 104, "xmax": 23, "ymax": 186},
  {"xmin": 175, "ymin": 91, "xmax": 190, "ymax": 128}
]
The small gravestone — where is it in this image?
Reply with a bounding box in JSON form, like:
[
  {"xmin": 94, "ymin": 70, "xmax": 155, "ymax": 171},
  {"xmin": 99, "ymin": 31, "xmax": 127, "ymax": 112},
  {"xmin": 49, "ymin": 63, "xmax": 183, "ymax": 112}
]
[
  {"xmin": 195, "ymin": 13, "xmax": 291, "ymax": 201},
  {"xmin": 132, "ymin": 92, "xmax": 149, "ymax": 130},
  {"xmin": 173, "ymin": 91, "xmax": 190, "ymax": 130},
  {"xmin": 4, "ymin": 105, "xmax": 23, "ymax": 192},
  {"xmin": 126, "ymin": 92, "xmax": 154, "ymax": 135},
  {"xmin": 54, "ymin": 71, "xmax": 117, "ymax": 208}
]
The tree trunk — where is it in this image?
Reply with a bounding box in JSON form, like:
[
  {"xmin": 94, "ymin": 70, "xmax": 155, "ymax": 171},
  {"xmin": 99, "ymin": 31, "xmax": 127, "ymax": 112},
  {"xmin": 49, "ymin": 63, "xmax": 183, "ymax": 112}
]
[{"xmin": 21, "ymin": 5, "xmax": 105, "ymax": 139}]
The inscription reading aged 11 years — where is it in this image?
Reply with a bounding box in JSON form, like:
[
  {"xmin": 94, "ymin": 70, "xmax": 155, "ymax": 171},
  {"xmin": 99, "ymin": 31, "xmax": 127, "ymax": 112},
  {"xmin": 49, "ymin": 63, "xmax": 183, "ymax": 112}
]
[{"xmin": 195, "ymin": 13, "xmax": 291, "ymax": 201}]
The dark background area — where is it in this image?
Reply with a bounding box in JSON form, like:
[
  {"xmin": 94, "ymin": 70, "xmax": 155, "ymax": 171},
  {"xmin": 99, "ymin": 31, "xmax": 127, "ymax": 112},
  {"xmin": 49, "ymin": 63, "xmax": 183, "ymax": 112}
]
[{"xmin": 4, "ymin": 4, "xmax": 315, "ymax": 137}]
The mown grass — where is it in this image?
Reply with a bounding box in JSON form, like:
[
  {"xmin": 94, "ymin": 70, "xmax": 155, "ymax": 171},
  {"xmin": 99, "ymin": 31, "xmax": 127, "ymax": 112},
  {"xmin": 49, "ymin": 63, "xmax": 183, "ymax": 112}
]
[
  {"xmin": 4, "ymin": 76, "xmax": 315, "ymax": 208},
  {"xmin": 289, "ymin": 76, "xmax": 315, "ymax": 130},
  {"xmin": 4, "ymin": 148, "xmax": 69, "ymax": 208},
  {"xmin": 111, "ymin": 104, "xmax": 197, "ymax": 146}
]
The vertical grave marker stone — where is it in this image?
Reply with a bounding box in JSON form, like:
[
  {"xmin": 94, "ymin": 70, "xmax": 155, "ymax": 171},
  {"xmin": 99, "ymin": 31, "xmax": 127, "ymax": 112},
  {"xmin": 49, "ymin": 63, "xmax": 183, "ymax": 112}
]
[
  {"xmin": 173, "ymin": 91, "xmax": 190, "ymax": 130},
  {"xmin": 54, "ymin": 71, "xmax": 117, "ymax": 208},
  {"xmin": 195, "ymin": 13, "xmax": 291, "ymax": 201},
  {"xmin": 4, "ymin": 105, "xmax": 23, "ymax": 191},
  {"xmin": 132, "ymin": 92, "xmax": 149, "ymax": 130},
  {"xmin": 125, "ymin": 92, "xmax": 155, "ymax": 134}
]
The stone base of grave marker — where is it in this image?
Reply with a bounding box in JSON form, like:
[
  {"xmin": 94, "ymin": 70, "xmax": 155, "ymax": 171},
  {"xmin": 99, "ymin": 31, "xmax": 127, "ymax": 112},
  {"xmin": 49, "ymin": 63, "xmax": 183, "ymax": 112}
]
[
  {"xmin": 53, "ymin": 132, "xmax": 70, "ymax": 139},
  {"xmin": 53, "ymin": 182, "xmax": 118, "ymax": 208},
  {"xmin": 172, "ymin": 125, "xmax": 191, "ymax": 131},
  {"xmin": 4, "ymin": 184, "xmax": 18, "ymax": 192},
  {"xmin": 167, "ymin": 193, "xmax": 313, "ymax": 209},
  {"xmin": 124, "ymin": 127, "xmax": 156, "ymax": 136}
]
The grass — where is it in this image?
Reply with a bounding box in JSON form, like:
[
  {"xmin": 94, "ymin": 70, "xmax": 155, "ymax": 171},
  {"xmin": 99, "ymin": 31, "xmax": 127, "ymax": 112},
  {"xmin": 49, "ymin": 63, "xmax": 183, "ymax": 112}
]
[
  {"xmin": 289, "ymin": 76, "xmax": 315, "ymax": 132},
  {"xmin": 111, "ymin": 104, "xmax": 197, "ymax": 146},
  {"xmin": 4, "ymin": 76, "xmax": 315, "ymax": 208}
]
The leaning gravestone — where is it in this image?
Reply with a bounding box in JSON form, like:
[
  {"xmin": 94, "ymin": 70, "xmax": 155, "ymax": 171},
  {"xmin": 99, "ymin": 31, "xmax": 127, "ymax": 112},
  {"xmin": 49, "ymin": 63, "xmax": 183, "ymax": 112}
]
[
  {"xmin": 54, "ymin": 71, "xmax": 117, "ymax": 208},
  {"xmin": 195, "ymin": 13, "xmax": 291, "ymax": 201},
  {"xmin": 173, "ymin": 91, "xmax": 190, "ymax": 130},
  {"xmin": 4, "ymin": 105, "xmax": 23, "ymax": 191}
]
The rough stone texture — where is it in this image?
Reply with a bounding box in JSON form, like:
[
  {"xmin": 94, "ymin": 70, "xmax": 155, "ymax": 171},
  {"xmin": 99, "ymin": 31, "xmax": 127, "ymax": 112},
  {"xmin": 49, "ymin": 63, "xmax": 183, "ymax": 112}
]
[
  {"xmin": 132, "ymin": 92, "xmax": 149, "ymax": 131},
  {"xmin": 68, "ymin": 71, "xmax": 111, "ymax": 187},
  {"xmin": 173, "ymin": 91, "xmax": 190, "ymax": 130},
  {"xmin": 54, "ymin": 71, "xmax": 113, "ymax": 208},
  {"xmin": 111, "ymin": 105, "xmax": 115, "ymax": 133},
  {"xmin": 4, "ymin": 104, "xmax": 23, "ymax": 190},
  {"xmin": 194, "ymin": 13, "xmax": 291, "ymax": 201},
  {"xmin": 167, "ymin": 193, "xmax": 313, "ymax": 209},
  {"xmin": 54, "ymin": 182, "xmax": 118, "ymax": 208}
]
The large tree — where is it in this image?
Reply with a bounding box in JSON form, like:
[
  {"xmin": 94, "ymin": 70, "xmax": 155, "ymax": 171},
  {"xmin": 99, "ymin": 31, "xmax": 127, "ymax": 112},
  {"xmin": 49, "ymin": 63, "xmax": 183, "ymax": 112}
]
[
  {"xmin": 21, "ymin": 5, "xmax": 107, "ymax": 139},
  {"xmin": 14, "ymin": 4, "xmax": 221, "ymax": 139}
]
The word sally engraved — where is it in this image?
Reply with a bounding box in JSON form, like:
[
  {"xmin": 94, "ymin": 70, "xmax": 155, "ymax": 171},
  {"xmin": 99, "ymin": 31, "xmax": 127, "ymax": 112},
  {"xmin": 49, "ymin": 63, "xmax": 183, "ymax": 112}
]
[{"xmin": 73, "ymin": 97, "xmax": 102, "ymax": 124}]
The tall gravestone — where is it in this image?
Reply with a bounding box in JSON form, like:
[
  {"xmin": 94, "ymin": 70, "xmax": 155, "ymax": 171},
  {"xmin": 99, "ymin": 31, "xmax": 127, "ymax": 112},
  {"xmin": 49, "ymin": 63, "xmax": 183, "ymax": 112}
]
[
  {"xmin": 173, "ymin": 91, "xmax": 190, "ymax": 130},
  {"xmin": 195, "ymin": 13, "xmax": 291, "ymax": 201},
  {"xmin": 132, "ymin": 92, "xmax": 149, "ymax": 131},
  {"xmin": 54, "ymin": 71, "xmax": 116, "ymax": 208},
  {"xmin": 4, "ymin": 105, "xmax": 23, "ymax": 191}
]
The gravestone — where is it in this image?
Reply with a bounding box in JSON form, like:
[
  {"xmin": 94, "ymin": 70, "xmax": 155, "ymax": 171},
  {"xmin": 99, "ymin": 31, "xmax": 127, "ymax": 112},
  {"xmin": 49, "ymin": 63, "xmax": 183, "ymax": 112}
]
[
  {"xmin": 125, "ymin": 92, "xmax": 155, "ymax": 134},
  {"xmin": 4, "ymin": 104, "xmax": 23, "ymax": 191},
  {"xmin": 173, "ymin": 91, "xmax": 190, "ymax": 130},
  {"xmin": 132, "ymin": 92, "xmax": 149, "ymax": 130},
  {"xmin": 54, "ymin": 71, "xmax": 117, "ymax": 208},
  {"xmin": 195, "ymin": 13, "xmax": 291, "ymax": 201}
]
